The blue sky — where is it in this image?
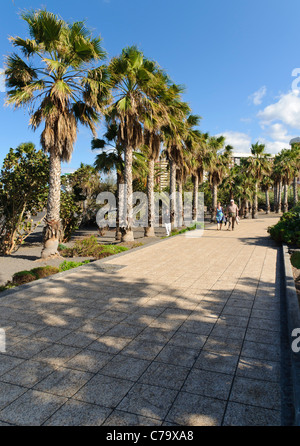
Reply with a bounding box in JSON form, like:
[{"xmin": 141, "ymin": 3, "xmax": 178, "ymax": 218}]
[{"xmin": 1, "ymin": 0, "xmax": 300, "ymax": 173}]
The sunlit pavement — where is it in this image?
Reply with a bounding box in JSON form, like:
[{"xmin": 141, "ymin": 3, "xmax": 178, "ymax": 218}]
[{"xmin": 0, "ymin": 216, "xmax": 283, "ymax": 425}]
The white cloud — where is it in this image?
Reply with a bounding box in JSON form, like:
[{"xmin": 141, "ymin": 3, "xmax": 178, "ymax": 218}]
[
  {"xmin": 258, "ymin": 138, "xmax": 289, "ymax": 155},
  {"xmin": 216, "ymin": 131, "xmax": 252, "ymax": 153},
  {"xmin": 258, "ymin": 90, "xmax": 300, "ymax": 129},
  {"xmin": 266, "ymin": 123, "xmax": 294, "ymax": 142},
  {"xmin": 249, "ymin": 86, "xmax": 267, "ymax": 106}
]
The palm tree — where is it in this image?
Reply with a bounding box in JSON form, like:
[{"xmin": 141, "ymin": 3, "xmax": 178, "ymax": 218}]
[
  {"xmin": 108, "ymin": 46, "xmax": 169, "ymax": 241},
  {"xmin": 276, "ymin": 149, "xmax": 296, "ymax": 213},
  {"xmin": 143, "ymin": 130, "xmax": 161, "ymax": 236},
  {"xmin": 247, "ymin": 142, "xmax": 271, "ymax": 219},
  {"xmin": 184, "ymin": 118, "xmax": 206, "ymax": 222},
  {"xmin": 290, "ymin": 143, "xmax": 300, "ymax": 206},
  {"xmin": 260, "ymin": 176, "xmax": 273, "ymax": 214},
  {"xmin": 92, "ymin": 121, "xmax": 148, "ymax": 239},
  {"xmin": 272, "ymin": 155, "xmax": 281, "ymax": 213},
  {"xmin": 161, "ymin": 95, "xmax": 191, "ymax": 228},
  {"xmin": 207, "ymin": 137, "xmax": 230, "ymax": 221},
  {"xmin": 5, "ymin": 9, "xmax": 109, "ymax": 257}
]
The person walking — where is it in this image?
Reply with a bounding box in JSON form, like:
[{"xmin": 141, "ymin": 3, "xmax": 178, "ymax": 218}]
[
  {"xmin": 164, "ymin": 208, "xmax": 172, "ymax": 236},
  {"xmin": 226, "ymin": 199, "xmax": 239, "ymax": 231},
  {"xmin": 216, "ymin": 202, "xmax": 224, "ymax": 231}
]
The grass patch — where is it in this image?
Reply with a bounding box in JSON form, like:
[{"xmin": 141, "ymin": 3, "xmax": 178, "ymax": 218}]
[
  {"xmin": 163, "ymin": 223, "xmax": 202, "ymax": 238},
  {"xmin": 59, "ymin": 260, "xmax": 90, "ymax": 272}
]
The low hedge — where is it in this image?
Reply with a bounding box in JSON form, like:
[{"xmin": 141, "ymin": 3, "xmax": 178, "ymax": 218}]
[{"xmin": 268, "ymin": 204, "xmax": 300, "ymax": 247}]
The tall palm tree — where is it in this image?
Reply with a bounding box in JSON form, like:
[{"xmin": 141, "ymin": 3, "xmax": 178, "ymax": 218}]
[
  {"xmin": 260, "ymin": 175, "xmax": 273, "ymax": 214},
  {"xmin": 108, "ymin": 46, "xmax": 169, "ymax": 241},
  {"xmin": 290, "ymin": 143, "xmax": 300, "ymax": 206},
  {"xmin": 184, "ymin": 117, "xmax": 206, "ymax": 222},
  {"xmin": 277, "ymin": 149, "xmax": 296, "ymax": 213},
  {"xmin": 143, "ymin": 130, "xmax": 161, "ymax": 236},
  {"xmin": 247, "ymin": 142, "xmax": 271, "ymax": 219},
  {"xmin": 207, "ymin": 136, "xmax": 230, "ymax": 221},
  {"xmin": 273, "ymin": 153, "xmax": 284, "ymax": 213},
  {"xmin": 161, "ymin": 93, "xmax": 191, "ymax": 228},
  {"xmin": 92, "ymin": 121, "xmax": 148, "ymax": 239},
  {"xmin": 5, "ymin": 9, "xmax": 109, "ymax": 257}
]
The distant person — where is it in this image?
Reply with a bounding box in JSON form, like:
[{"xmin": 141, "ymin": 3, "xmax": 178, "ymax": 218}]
[
  {"xmin": 216, "ymin": 202, "xmax": 224, "ymax": 231},
  {"xmin": 226, "ymin": 199, "xmax": 239, "ymax": 231},
  {"xmin": 164, "ymin": 209, "xmax": 172, "ymax": 236}
]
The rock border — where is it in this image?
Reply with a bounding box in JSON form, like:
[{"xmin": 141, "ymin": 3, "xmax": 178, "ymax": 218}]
[{"xmin": 282, "ymin": 244, "xmax": 300, "ymax": 426}]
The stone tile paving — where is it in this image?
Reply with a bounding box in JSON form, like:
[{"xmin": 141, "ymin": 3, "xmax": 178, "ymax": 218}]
[{"xmin": 0, "ymin": 216, "xmax": 283, "ymax": 425}]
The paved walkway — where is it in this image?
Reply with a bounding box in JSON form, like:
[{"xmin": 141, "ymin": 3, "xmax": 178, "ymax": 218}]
[{"xmin": 0, "ymin": 216, "xmax": 282, "ymax": 426}]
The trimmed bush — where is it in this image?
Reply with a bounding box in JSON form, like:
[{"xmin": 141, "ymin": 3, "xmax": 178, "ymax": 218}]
[
  {"xmin": 291, "ymin": 251, "xmax": 300, "ymax": 269},
  {"xmin": 30, "ymin": 266, "xmax": 59, "ymax": 279},
  {"xmin": 12, "ymin": 270, "xmax": 37, "ymax": 285},
  {"xmin": 268, "ymin": 204, "xmax": 300, "ymax": 247}
]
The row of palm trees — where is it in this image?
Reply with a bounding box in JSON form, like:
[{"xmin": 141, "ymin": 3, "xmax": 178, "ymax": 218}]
[
  {"xmin": 5, "ymin": 10, "xmax": 300, "ymax": 257},
  {"xmin": 217, "ymin": 142, "xmax": 300, "ymax": 219}
]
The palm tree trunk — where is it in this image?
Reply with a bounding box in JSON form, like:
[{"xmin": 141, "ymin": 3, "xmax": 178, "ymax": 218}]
[
  {"xmin": 121, "ymin": 145, "xmax": 134, "ymax": 242},
  {"xmin": 41, "ymin": 150, "xmax": 62, "ymax": 259},
  {"xmin": 273, "ymin": 182, "xmax": 277, "ymax": 212},
  {"xmin": 265, "ymin": 189, "xmax": 270, "ymax": 214},
  {"xmin": 277, "ymin": 181, "xmax": 282, "ymax": 213},
  {"xmin": 192, "ymin": 175, "xmax": 199, "ymax": 222},
  {"xmin": 145, "ymin": 158, "xmax": 155, "ymax": 237},
  {"xmin": 177, "ymin": 177, "xmax": 183, "ymax": 227},
  {"xmin": 248, "ymin": 200, "xmax": 252, "ymax": 217},
  {"xmin": 293, "ymin": 176, "xmax": 298, "ymax": 206},
  {"xmin": 169, "ymin": 158, "xmax": 177, "ymax": 229},
  {"xmin": 211, "ymin": 182, "xmax": 218, "ymax": 222},
  {"xmin": 283, "ymin": 182, "xmax": 288, "ymax": 213},
  {"xmin": 115, "ymin": 172, "xmax": 122, "ymax": 240},
  {"xmin": 252, "ymin": 182, "xmax": 258, "ymax": 219}
]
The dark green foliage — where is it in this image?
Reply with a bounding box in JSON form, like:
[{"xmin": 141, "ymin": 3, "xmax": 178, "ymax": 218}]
[
  {"xmin": 291, "ymin": 251, "xmax": 300, "ymax": 269},
  {"xmin": 60, "ymin": 191, "xmax": 83, "ymax": 242},
  {"xmin": 0, "ymin": 143, "xmax": 49, "ymax": 254},
  {"xmin": 268, "ymin": 204, "xmax": 300, "ymax": 247},
  {"xmin": 12, "ymin": 270, "xmax": 37, "ymax": 285}
]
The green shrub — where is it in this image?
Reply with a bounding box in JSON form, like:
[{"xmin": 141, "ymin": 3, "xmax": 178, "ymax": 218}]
[
  {"xmin": 268, "ymin": 204, "xmax": 300, "ymax": 247},
  {"xmin": 59, "ymin": 260, "xmax": 90, "ymax": 272},
  {"xmin": 291, "ymin": 251, "xmax": 300, "ymax": 269},
  {"xmin": 59, "ymin": 236, "xmax": 129, "ymax": 259},
  {"xmin": 30, "ymin": 266, "xmax": 59, "ymax": 279},
  {"xmin": 12, "ymin": 270, "xmax": 37, "ymax": 285}
]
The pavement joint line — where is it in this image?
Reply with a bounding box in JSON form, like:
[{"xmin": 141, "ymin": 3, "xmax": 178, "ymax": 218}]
[
  {"xmin": 220, "ymin": 244, "xmax": 271, "ymax": 425},
  {"xmin": 162, "ymin": 243, "xmax": 261, "ymax": 424}
]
